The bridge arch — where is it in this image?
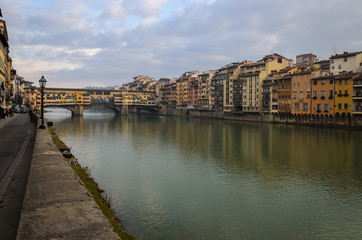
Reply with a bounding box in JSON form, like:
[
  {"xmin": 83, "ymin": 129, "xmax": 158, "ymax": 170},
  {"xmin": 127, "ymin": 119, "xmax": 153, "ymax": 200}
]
[
  {"xmin": 95, "ymin": 97, "xmax": 103, "ymax": 104},
  {"xmin": 90, "ymin": 96, "xmax": 95, "ymax": 104},
  {"xmin": 104, "ymin": 97, "xmax": 110, "ymax": 103}
]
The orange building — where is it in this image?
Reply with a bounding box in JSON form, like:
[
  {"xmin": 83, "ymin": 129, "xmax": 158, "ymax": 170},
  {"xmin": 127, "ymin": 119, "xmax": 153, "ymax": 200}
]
[
  {"xmin": 291, "ymin": 71, "xmax": 312, "ymax": 115},
  {"xmin": 311, "ymin": 75, "xmax": 335, "ymax": 116},
  {"xmin": 277, "ymin": 75, "xmax": 292, "ymax": 113}
]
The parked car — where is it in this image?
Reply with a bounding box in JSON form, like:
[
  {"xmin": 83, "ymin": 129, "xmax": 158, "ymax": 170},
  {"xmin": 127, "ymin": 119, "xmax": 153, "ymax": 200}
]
[
  {"xmin": 14, "ymin": 106, "xmax": 20, "ymax": 113},
  {"xmin": 20, "ymin": 106, "xmax": 27, "ymax": 113}
]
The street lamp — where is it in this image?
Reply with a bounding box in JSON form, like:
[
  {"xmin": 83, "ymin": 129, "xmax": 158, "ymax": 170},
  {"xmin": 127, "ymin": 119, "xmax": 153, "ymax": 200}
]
[{"xmin": 39, "ymin": 76, "xmax": 47, "ymax": 129}]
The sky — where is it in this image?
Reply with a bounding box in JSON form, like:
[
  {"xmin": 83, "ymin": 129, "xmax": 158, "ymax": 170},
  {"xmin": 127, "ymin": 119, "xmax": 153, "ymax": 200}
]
[{"xmin": 1, "ymin": 0, "xmax": 362, "ymax": 88}]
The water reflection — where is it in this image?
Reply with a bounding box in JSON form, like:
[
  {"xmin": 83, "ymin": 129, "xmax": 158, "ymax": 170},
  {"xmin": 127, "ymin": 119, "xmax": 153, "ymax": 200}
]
[{"xmin": 46, "ymin": 112, "xmax": 362, "ymax": 240}]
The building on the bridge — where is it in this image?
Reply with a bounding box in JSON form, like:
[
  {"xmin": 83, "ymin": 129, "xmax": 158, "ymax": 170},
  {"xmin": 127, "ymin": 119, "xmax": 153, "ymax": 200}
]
[
  {"xmin": 0, "ymin": 15, "xmax": 12, "ymax": 110},
  {"xmin": 114, "ymin": 91, "xmax": 156, "ymax": 106}
]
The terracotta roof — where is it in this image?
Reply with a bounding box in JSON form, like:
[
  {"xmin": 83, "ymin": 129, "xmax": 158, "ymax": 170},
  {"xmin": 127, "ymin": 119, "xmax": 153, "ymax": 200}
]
[
  {"xmin": 314, "ymin": 60, "xmax": 330, "ymax": 64},
  {"xmin": 330, "ymin": 51, "xmax": 362, "ymax": 59},
  {"xmin": 289, "ymin": 71, "xmax": 312, "ymax": 76},
  {"xmin": 311, "ymin": 75, "xmax": 334, "ymax": 81}
]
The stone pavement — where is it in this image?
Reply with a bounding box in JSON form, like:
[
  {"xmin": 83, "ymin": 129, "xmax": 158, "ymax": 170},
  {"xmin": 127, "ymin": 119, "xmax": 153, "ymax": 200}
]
[
  {"xmin": 16, "ymin": 123, "xmax": 120, "ymax": 239},
  {"xmin": 0, "ymin": 114, "xmax": 35, "ymax": 240}
]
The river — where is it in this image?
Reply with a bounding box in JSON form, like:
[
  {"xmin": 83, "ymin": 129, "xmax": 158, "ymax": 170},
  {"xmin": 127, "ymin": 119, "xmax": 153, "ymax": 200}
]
[{"xmin": 45, "ymin": 109, "xmax": 362, "ymax": 240}]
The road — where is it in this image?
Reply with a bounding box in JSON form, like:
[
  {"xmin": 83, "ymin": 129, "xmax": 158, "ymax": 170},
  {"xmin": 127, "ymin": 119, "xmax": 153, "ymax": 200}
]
[{"xmin": 0, "ymin": 113, "xmax": 36, "ymax": 240}]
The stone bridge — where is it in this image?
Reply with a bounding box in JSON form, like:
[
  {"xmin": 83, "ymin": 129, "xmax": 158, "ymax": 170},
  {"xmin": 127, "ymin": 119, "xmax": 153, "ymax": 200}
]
[{"xmin": 45, "ymin": 103, "xmax": 160, "ymax": 116}]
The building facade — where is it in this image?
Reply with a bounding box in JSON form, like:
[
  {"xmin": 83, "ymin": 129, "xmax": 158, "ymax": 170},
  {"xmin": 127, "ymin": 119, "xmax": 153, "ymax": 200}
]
[{"xmin": 330, "ymin": 51, "xmax": 362, "ymax": 76}]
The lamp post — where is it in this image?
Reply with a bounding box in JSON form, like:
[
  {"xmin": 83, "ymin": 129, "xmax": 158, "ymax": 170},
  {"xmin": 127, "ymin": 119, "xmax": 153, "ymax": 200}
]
[
  {"xmin": 39, "ymin": 76, "xmax": 47, "ymax": 129},
  {"xmin": 15, "ymin": 77, "xmax": 20, "ymax": 105}
]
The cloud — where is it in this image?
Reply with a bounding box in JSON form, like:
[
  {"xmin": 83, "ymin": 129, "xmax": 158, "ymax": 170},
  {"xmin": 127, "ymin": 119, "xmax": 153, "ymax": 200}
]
[{"xmin": 2, "ymin": 0, "xmax": 362, "ymax": 87}]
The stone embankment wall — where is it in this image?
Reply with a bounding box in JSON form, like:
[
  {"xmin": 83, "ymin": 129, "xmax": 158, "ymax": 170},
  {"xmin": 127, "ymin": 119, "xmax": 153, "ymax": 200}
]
[{"xmin": 159, "ymin": 106, "xmax": 362, "ymax": 128}]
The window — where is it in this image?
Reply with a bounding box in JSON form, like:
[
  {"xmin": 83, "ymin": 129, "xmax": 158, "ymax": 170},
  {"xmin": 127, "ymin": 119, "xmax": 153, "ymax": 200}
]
[
  {"xmin": 297, "ymin": 82, "xmax": 300, "ymax": 86},
  {"xmin": 345, "ymin": 80, "xmax": 348, "ymax": 84},
  {"xmin": 329, "ymin": 90, "xmax": 333, "ymax": 98},
  {"xmin": 344, "ymin": 57, "xmax": 348, "ymax": 62},
  {"xmin": 332, "ymin": 66, "xmax": 335, "ymax": 69},
  {"xmin": 317, "ymin": 103, "xmax": 322, "ymax": 112},
  {"xmin": 295, "ymin": 103, "xmax": 300, "ymax": 111},
  {"xmin": 339, "ymin": 64, "xmax": 341, "ymax": 69},
  {"xmin": 321, "ymin": 80, "xmax": 325, "ymax": 85},
  {"xmin": 330, "ymin": 79, "xmax": 333, "ymax": 84},
  {"xmin": 314, "ymin": 80, "xmax": 317, "ymax": 85},
  {"xmin": 304, "ymin": 82, "xmax": 307, "ymax": 86},
  {"xmin": 303, "ymin": 102, "xmax": 308, "ymax": 111},
  {"xmin": 344, "ymin": 103, "xmax": 348, "ymax": 109},
  {"xmin": 324, "ymin": 103, "xmax": 329, "ymax": 112},
  {"xmin": 299, "ymin": 89, "xmax": 303, "ymax": 99},
  {"xmin": 293, "ymin": 90, "xmax": 296, "ymax": 99},
  {"xmin": 307, "ymin": 89, "xmax": 311, "ymax": 98},
  {"xmin": 321, "ymin": 90, "xmax": 325, "ymax": 97},
  {"xmin": 338, "ymin": 103, "xmax": 342, "ymax": 109},
  {"xmin": 313, "ymin": 90, "xmax": 317, "ymax": 98}
]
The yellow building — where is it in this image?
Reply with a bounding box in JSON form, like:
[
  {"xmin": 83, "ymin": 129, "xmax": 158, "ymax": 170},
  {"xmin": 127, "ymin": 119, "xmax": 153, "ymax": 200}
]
[
  {"xmin": 176, "ymin": 71, "xmax": 199, "ymax": 108},
  {"xmin": 0, "ymin": 18, "xmax": 11, "ymax": 108},
  {"xmin": 24, "ymin": 87, "xmax": 40, "ymax": 110},
  {"xmin": 114, "ymin": 91, "xmax": 156, "ymax": 106},
  {"xmin": 334, "ymin": 73, "xmax": 354, "ymax": 116},
  {"xmin": 239, "ymin": 54, "xmax": 293, "ymax": 112}
]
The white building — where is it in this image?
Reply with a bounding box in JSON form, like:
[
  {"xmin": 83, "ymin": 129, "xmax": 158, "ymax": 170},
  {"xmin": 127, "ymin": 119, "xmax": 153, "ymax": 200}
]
[{"xmin": 330, "ymin": 51, "xmax": 362, "ymax": 76}]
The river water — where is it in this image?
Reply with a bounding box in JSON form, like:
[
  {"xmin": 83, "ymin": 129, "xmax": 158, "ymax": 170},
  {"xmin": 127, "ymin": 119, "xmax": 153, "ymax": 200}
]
[{"xmin": 45, "ymin": 110, "xmax": 362, "ymax": 240}]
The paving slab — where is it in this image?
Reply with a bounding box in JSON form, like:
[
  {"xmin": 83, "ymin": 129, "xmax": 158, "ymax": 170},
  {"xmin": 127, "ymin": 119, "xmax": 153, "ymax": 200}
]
[{"xmin": 17, "ymin": 126, "xmax": 120, "ymax": 240}]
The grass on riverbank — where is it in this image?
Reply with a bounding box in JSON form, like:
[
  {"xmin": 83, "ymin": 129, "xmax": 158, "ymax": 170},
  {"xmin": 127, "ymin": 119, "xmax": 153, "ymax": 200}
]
[{"xmin": 48, "ymin": 127, "xmax": 136, "ymax": 240}]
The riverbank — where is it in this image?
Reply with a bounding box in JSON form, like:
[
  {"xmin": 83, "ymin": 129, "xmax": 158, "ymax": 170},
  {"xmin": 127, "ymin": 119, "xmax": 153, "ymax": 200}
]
[
  {"xmin": 16, "ymin": 121, "xmax": 129, "ymax": 239},
  {"xmin": 157, "ymin": 107, "xmax": 362, "ymax": 129},
  {"xmin": 48, "ymin": 127, "xmax": 136, "ymax": 240}
]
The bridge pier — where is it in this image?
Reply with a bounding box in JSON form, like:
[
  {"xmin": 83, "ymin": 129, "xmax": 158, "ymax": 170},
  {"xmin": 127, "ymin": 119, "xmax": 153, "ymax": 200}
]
[
  {"xmin": 72, "ymin": 105, "xmax": 84, "ymax": 116},
  {"xmin": 121, "ymin": 105, "xmax": 129, "ymax": 116}
]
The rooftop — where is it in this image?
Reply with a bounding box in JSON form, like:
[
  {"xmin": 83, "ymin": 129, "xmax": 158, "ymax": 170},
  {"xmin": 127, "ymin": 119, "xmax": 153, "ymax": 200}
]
[{"xmin": 330, "ymin": 51, "xmax": 362, "ymax": 59}]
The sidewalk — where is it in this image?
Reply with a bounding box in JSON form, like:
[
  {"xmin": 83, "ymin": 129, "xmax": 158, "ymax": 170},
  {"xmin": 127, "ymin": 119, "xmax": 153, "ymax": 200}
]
[{"xmin": 16, "ymin": 123, "xmax": 120, "ymax": 239}]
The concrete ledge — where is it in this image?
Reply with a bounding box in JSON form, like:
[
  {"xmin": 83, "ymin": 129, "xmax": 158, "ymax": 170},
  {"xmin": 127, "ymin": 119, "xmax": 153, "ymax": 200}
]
[{"xmin": 17, "ymin": 126, "xmax": 120, "ymax": 239}]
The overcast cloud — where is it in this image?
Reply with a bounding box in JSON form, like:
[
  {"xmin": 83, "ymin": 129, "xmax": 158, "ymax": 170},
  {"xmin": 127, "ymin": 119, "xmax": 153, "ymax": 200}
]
[{"xmin": 1, "ymin": 0, "xmax": 362, "ymax": 87}]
